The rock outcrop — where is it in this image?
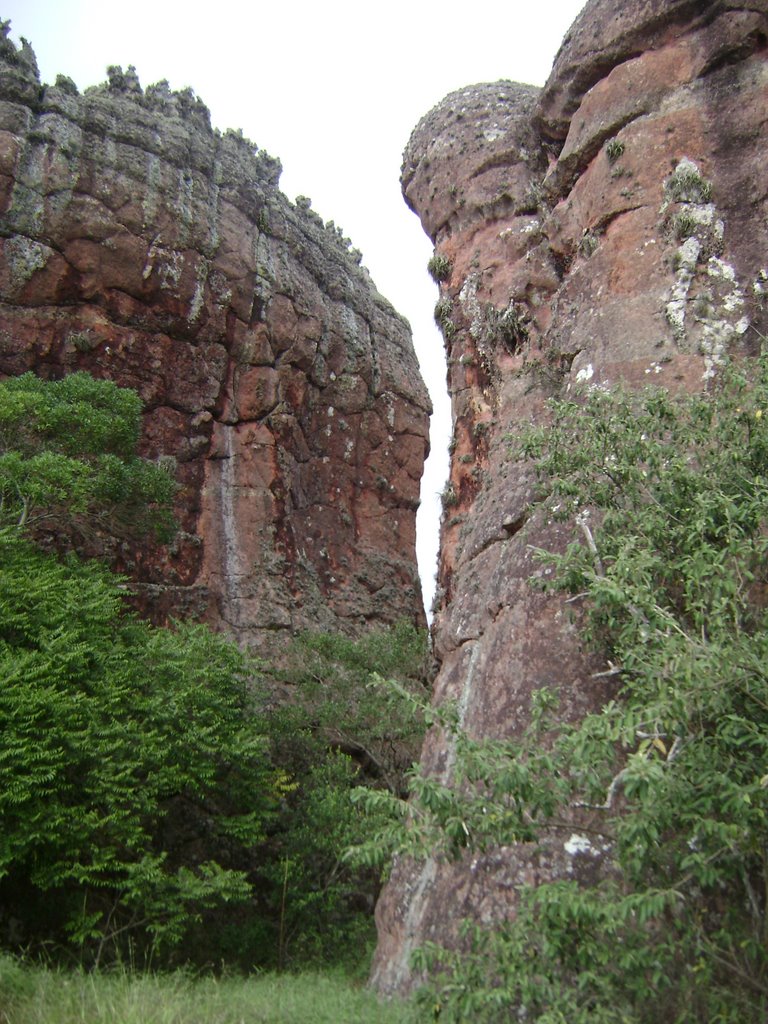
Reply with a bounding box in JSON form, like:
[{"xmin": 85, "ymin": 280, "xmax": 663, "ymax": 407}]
[
  {"xmin": 0, "ymin": 25, "xmax": 431, "ymax": 645},
  {"xmin": 373, "ymin": 0, "xmax": 768, "ymax": 993}
]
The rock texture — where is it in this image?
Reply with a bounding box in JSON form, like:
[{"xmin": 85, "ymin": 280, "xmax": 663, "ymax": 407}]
[
  {"xmin": 373, "ymin": 0, "xmax": 768, "ymax": 993},
  {"xmin": 0, "ymin": 26, "xmax": 431, "ymax": 645}
]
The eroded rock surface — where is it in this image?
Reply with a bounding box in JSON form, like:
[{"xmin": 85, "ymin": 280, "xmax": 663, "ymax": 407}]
[
  {"xmin": 373, "ymin": 0, "xmax": 768, "ymax": 993},
  {"xmin": 0, "ymin": 26, "xmax": 431, "ymax": 645}
]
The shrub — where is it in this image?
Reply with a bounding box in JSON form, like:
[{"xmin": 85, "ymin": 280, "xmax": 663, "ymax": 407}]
[
  {"xmin": 0, "ymin": 530, "xmax": 281, "ymax": 963},
  {"xmin": 358, "ymin": 358, "xmax": 768, "ymax": 1020},
  {"xmin": 258, "ymin": 623, "xmax": 430, "ymax": 970}
]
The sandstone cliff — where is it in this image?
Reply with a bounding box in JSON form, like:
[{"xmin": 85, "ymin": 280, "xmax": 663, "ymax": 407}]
[
  {"xmin": 0, "ymin": 24, "xmax": 431, "ymax": 645},
  {"xmin": 373, "ymin": 0, "xmax": 768, "ymax": 992}
]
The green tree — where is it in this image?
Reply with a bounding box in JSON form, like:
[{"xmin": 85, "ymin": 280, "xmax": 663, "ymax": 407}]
[
  {"xmin": 281, "ymin": 623, "xmax": 429, "ymax": 795},
  {"xmin": 0, "ymin": 372, "xmax": 280, "ymax": 963},
  {"xmin": 0, "ymin": 371, "xmax": 175, "ymax": 541},
  {"xmin": 256, "ymin": 624, "xmax": 429, "ymax": 971},
  {"xmin": 0, "ymin": 532, "xmax": 281, "ymax": 960}
]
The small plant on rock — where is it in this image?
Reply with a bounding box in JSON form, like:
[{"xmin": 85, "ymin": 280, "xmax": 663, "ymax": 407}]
[
  {"xmin": 428, "ymin": 253, "xmax": 452, "ymax": 283},
  {"xmin": 434, "ymin": 298, "xmax": 456, "ymax": 340},
  {"xmin": 604, "ymin": 137, "xmax": 625, "ymax": 163},
  {"xmin": 440, "ymin": 482, "xmax": 459, "ymax": 510},
  {"xmin": 68, "ymin": 330, "xmax": 99, "ymax": 353},
  {"xmin": 672, "ymin": 209, "xmax": 699, "ymax": 240},
  {"xmin": 579, "ymin": 231, "xmax": 600, "ymax": 258},
  {"xmin": 497, "ymin": 304, "xmax": 529, "ymax": 349},
  {"xmin": 667, "ymin": 163, "xmax": 713, "ymax": 204}
]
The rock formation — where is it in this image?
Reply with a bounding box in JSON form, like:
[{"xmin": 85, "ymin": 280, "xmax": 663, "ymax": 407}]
[
  {"xmin": 0, "ymin": 25, "xmax": 431, "ymax": 646},
  {"xmin": 372, "ymin": 0, "xmax": 768, "ymax": 993}
]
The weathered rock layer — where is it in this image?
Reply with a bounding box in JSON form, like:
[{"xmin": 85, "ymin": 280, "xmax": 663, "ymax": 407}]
[
  {"xmin": 373, "ymin": 0, "xmax": 768, "ymax": 992},
  {"xmin": 0, "ymin": 26, "xmax": 431, "ymax": 645}
]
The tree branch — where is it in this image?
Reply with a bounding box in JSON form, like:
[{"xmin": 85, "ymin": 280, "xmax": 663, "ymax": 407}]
[{"xmin": 576, "ymin": 511, "xmax": 604, "ymax": 576}]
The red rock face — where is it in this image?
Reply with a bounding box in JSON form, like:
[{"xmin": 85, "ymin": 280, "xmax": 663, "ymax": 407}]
[
  {"xmin": 373, "ymin": 0, "xmax": 768, "ymax": 993},
  {"xmin": 0, "ymin": 30, "xmax": 431, "ymax": 645}
]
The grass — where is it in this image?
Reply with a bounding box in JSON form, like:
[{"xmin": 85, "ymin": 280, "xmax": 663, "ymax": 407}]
[{"xmin": 0, "ymin": 956, "xmax": 422, "ymax": 1024}]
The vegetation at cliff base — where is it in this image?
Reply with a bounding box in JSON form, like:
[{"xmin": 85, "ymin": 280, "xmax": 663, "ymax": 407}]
[
  {"xmin": 0, "ymin": 372, "xmax": 175, "ymax": 543},
  {"xmin": 0, "ymin": 371, "xmax": 428, "ymax": 981},
  {"xmin": 0, "ymin": 532, "xmax": 278, "ymax": 955},
  {"xmin": 261, "ymin": 624, "xmax": 428, "ymax": 968},
  {"xmin": 357, "ymin": 357, "xmax": 768, "ymax": 1022},
  {"xmin": 0, "ymin": 372, "xmax": 275, "ymax": 963}
]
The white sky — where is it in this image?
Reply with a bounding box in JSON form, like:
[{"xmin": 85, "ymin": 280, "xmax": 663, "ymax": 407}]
[{"xmin": 3, "ymin": 0, "xmax": 586, "ymax": 614}]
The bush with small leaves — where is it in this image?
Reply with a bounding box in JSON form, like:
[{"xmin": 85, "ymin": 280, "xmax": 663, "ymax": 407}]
[
  {"xmin": 258, "ymin": 623, "xmax": 429, "ymax": 970},
  {"xmin": 356, "ymin": 358, "xmax": 768, "ymax": 1021},
  {"xmin": 0, "ymin": 530, "xmax": 282, "ymax": 964}
]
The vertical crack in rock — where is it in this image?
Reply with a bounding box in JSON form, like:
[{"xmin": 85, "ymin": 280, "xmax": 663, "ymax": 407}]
[{"xmin": 219, "ymin": 423, "xmax": 241, "ymax": 623}]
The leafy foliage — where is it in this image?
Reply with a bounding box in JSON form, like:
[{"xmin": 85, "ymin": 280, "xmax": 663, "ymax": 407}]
[
  {"xmin": 0, "ymin": 372, "xmax": 175, "ymax": 541},
  {"xmin": 0, "ymin": 529, "xmax": 280, "ymax": 961},
  {"xmin": 280, "ymin": 623, "xmax": 429, "ymax": 794},
  {"xmin": 0, "ymin": 539, "xmax": 426, "ymax": 970},
  {"xmin": 258, "ymin": 624, "xmax": 429, "ymax": 970},
  {"xmin": 0, "ymin": 372, "xmax": 275, "ymax": 963},
  {"xmin": 362, "ymin": 359, "xmax": 768, "ymax": 1021}
]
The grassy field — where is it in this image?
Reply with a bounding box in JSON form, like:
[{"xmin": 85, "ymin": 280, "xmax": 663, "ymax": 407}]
[{"xmin": 0, "ymin": 957, "xmax": 423, "ymax": 1024}]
